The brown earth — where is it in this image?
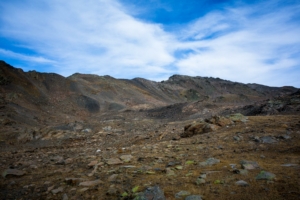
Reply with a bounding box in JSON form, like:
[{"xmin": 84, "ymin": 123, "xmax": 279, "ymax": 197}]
[{"xmin": 0, "ymin": 61, "xmax": 299, "ymax": 200}]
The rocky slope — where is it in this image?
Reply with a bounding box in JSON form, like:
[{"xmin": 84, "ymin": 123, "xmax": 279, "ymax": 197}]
[{"xmin": 0, "ymin": 60, "xmax": 299, "ymax": 199}]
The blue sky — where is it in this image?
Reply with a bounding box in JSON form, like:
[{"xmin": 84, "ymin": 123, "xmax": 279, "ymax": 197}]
[{"xmin": 0, "ymin": 0, "xmax": 300, "ymax": 87}]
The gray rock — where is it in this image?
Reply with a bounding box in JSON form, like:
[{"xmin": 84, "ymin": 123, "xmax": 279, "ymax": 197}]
[
  {"xmin": 79, "ymin": 179, "xmax": 103, "ymax": 187},
  {"xmin": 233, "ymin": 136, "xmax": 241, "ymax": 141},
  {"xmin": 166, "ymin": 161, "xmax": 181, "ymax": 167},
  {"xmin": 166, "ymin": 168, "xmax": 176, "ymax": 176},
  {"xmin": 196, "ymin": 178, "xmax": 206, "ymax": 185},
  {"xmin": 134, "ymin": 185, "xmax": 166, "ymax": 200},
  {"xmin": 240, "ymin": 160, "xmax": 259, "ymax": 170},
  {"xmin": 51, "ymin": 186, "xmax": 64, "ymax": 194},
  {"xmin": 229, "ymin": 113, "xmax": 247, "ymax": 123},
  {"xmin": 50, "ymin": 156, "xmax": 65, "ymax": 165},
  {"xmin": 229, "ymin": 164, "xmax": 236, "ymax": 169},
  {"xmin": 279, "ymin": 135, "xmax": 291, "ymax": 140},
  {"xmin": 256, "ymin": 171, "xmax": 276, "ymax": 180},
  {"xmin": 235, "ymin": 180, "xmax": 249, "ymax": 186},
  {"xmin": 108, "ymin": 174, "xmax": 118, "ymax": 182},
  {"xmin": 281, "ymin": 163, "xmax": 298, "ymax": 167},
  {"xmin": 107, "ymin": 158, "xmax": 123, "ymax": 165},
  {"xmin": 233, "ymin": 169, "xmax": 248, "ymax": 175},
  {"xmin": 120, "ymin": 155, "xmax": 133, "ymax": 163},
  {"xmin": 175, "ymin": 191, "xmax": 191, "ymax": 199},
  {"xmin": 199, "ymin": 173, "xmax": 206, "ymax": 179},
  {"xmin": 62, "ymin": 193, "xmax": 68, "ymax": 200},
  {"xmin": 2, "ymin": 169, "xmax": 25, "ymax": 178},
  {"xmin": 185, "ymin": 195, "xmax": 203, "ymax": 200},
  {"xmin": 260, "ymin": 136, "xmax": 277, "ymax": 144},
  {"xmin": 199, "ymin": 158, "xmax": 220, "ymax": 167}
]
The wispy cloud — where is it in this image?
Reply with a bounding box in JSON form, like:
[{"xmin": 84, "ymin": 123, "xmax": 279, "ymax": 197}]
[
  {"xmin": 0, "ymin": 48, "xmax": 55, "ymax": 64},
  {"xmin": 0, "ymin": 0, "xmax": 299, "ymax": 86},
  {"xmin": 175, "ymin": 1, "xmax": 300, "ymax": 86}
]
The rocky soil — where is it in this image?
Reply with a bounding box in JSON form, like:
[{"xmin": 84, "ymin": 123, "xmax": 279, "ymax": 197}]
[{"xmin": 1, "ymin": 113, "xmax": 299, "ymax": 200}]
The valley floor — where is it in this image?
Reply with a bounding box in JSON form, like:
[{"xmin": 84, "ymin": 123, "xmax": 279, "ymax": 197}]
[{"xmin": 0, "ymin": 114, "xmax": 300, "ymax": 200}]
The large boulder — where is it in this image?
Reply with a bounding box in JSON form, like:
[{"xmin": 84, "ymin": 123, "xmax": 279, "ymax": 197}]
[
  {"xmin": 205, "ymin": 115, "xmax": 233, "ymax": 127},
  {"xmin": 181, "ymin": 122, "xmax": 218, "ymax": 138}
]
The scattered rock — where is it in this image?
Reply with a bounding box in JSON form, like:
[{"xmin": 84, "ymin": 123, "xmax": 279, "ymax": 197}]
[
  {"xmin": 120, "ymin": 154, "xmax": 133, "ymax": 163},
  {"xmin": 256, "ymin": 171, "xmax": 276, "ymax": 180},
  {"xmin": 196, "ymin": 178, "xmax": 206, "ymax": 185},
  {"xmin": 199, "ymin": 158, "xmax": 220, "ymax": 167},
  {"xmin": 166, "ymin": 161, "xmax": 181, "ymax": 167},
  {"xmin": 185, "ymin": 195, "xmax": 203, "ymax": 200},
  {"xmin": 50, "ymin": 156, "xmax": 65, "ymax": 165},
  {"xmin": 229, "ymin": 113, "xmax": 247, "ymax": 123},
  {"xmin": 233, "ymin": 136, "xmax": 241, "ymax": 141},
  {"xmin": 134, "ymin": 185, "xmax": 165, "ymax": 200},
  {"xmin": 281, "ymin": 163, "xmax": 298, "ymax": 167},
  {"xmin": 233, "ymin": 169, "xmax": 248, "ymax": 175},
  {"xmin": 107, "ymin": 185, "xmax": 118, "ymax": 195},
  {"xmin": 2, "ymin": 169, "xmax": 25, "ymax": 178},
  {"xmin": 279, "ymin": 135, "xmax": 291, "ymax": 140},
  {"xmin": 51, "ymin": 186, "xmax": 64, "ymax": 194},
  {"xmin": 235, "ymin": 180, "xmax": 249, "ymax": 186},
  {"xmin": 107, "ymin": 158, "xmax": 123, "ymax": 165},
  {"xmin": 108, "ymin": 174, "xmax": 119, "ymax": 182},
  {"xmin": 175, "ymin": 191, "xmax": 191, "ymax": 199},
  {"xmin": 181, "ymin": 122, "xmax": 216, "ymax": 138},
  {"xmin": 88, "ymin": 160, "xmax": 98, "ymax": 167},
  {"xmin": 62, "ymin": 193, "xmax": 68, "ymax": 200},
  {"xmin": 166, "ymin": 168, "xmax": 176, "ymax": 176},
  {"xmin": 78, "ymin": 188, "xmax": 89, "ymax": 193},
  {"xmin": 79, "ymin": 179, "xmax": 103, "ymax": 187},
  {"xmin": 240, "ymin": 160, "xmax": 260, "ymax": 170},
  {"xmin": 260, "ymin": 136, "xmax": 277, "ymax": 144}
]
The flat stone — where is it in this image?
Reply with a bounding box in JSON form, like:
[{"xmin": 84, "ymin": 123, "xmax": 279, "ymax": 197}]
[
  {"xmin": 51, "ymin": 186, "xmax": 64, "ymax": 194},
  {"xmin": 260, "ymin": 136, "xmax": 277, "ymax": 144},
  {"xmin": 185, "ymin": 195, "xmax": 203, "ymax": 200},
  {"xmin": 256, "ymin": 171, "xmax": 276, "ymax": 180},
  {"xmin": 78, "ymin": 188, "xmax": 89, "ymax": 193},
  {"xmin": 196, "ymin": 178, "xmax": 206, "ymax": 185},
  {"xmin": 120, "ymin": 155, "xmax": 133, "ymax": 163},
  {"xmin": 88, "ymin": 160, "xmax": 98, "ymax": 167},
  {"xmin": 134, "ymin": 185, "xmax": 166, "ymax": 200},
  {"xmin": 107, "ymin": 158, "xmax": 123, "ymax": 165},
  {"xmin": 281, "ymin": 163, "xmax": 298, "ymax": 167},
  {"xmin": 235, "ymin": 180, "xmax": 249, "ymax": 186},
  {"xmin": 166, "ymin": 161, "xmax": 181, "ymax": 167},
  {"xmin": 108, "ymin": 174, "xmax": 118, "ymax": 182},
  {"xmin": 240, "ymin": 160, "xmax": 259, "ymax": 170},
  {"xmin": 175, "ymin": 191, "xmax": 191, "ymax": 199},
  {"xmin": 166, "ymin": 168, "xmax": 176, "ymax": 176},
  {"xmin": 62, "ymin": 193, "xmax": 68, "ymax": 200},
  {"xmin": 199, "ymin": 158, "xmax": 220, "ymax": 167},
  {"xmin": 79, "ymin": 179, "xmax": 103, "ymax": 187},
  {"xmin": 2, "ymin": 169, "xmax": 25, "ymax": 178}
]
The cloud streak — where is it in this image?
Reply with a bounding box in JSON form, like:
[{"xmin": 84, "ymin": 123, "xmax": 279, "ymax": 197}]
[{"xmin": 0, "ymin": 0, "xmax": 299, "ymax": 86}]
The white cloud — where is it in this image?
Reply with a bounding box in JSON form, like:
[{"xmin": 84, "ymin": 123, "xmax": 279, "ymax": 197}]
[
  {"xmin": 0, "ymin": 0, "xmax": 299, "ymax": 87},
  {"xmin": 175, "ymin": 2, "xmax": 300, "ymax": 86},
  {"xmin": 0, "ymin": 48, "xmax": 55, "ymax": 64},
  {"xmin": 0, "ymin": 0, "xmax": 175, "ymax": 78}
]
